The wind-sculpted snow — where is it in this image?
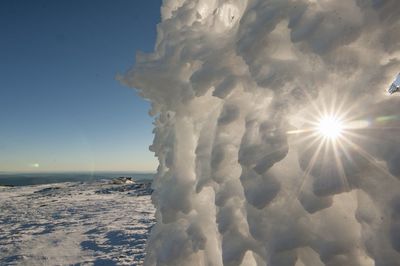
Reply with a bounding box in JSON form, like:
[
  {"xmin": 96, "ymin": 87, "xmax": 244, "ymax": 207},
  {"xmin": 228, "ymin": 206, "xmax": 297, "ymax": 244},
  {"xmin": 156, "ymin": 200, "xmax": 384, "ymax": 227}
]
[
  {"xmin": 122, "ymin": 0, "xmax": 400, "ymax": 265},
  {"xmin": 0, "ymin": 181, "xmax": 155, "ymax": 265}
]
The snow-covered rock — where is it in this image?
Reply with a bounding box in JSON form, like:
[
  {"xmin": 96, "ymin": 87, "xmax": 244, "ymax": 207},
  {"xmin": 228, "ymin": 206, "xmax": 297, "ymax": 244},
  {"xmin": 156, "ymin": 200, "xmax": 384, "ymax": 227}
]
[{"xmin": 0, "ymin": 180, "xmax": 155, "ymax": 265}]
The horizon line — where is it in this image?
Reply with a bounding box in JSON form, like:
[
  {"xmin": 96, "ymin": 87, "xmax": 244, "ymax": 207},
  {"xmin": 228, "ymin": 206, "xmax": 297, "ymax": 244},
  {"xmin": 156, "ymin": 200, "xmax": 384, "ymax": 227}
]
[{"xmin": 0, "ymin": 170, "xmax": 157, "ymax": 175}]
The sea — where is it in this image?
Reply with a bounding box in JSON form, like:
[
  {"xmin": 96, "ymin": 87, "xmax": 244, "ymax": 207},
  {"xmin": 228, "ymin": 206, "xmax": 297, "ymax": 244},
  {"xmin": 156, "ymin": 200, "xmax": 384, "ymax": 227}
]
[{"xmin": 0, "ymin": 172, "xmax": 154, "ymax": 187}]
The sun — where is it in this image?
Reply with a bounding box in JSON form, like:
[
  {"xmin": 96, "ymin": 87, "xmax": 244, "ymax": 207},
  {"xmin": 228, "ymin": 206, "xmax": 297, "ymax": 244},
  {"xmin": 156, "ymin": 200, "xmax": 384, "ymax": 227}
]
[{"xmin": 317, "ymin": 115, "xmax": 344, "ymax": 140}]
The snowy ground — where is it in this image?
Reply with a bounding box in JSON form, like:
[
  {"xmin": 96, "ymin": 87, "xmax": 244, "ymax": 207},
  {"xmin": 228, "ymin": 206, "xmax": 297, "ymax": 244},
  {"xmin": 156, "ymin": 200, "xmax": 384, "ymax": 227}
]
[{"xmin": 0, "ymin": 180, "xmax": 155, "ymax": 266}]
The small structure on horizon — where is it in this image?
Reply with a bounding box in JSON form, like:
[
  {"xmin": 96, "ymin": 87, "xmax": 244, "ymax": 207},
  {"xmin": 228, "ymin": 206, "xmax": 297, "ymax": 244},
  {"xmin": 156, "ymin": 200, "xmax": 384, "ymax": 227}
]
[{"xmin": 111, "ymin": 177, "xmax": 134, "ymax": 185}]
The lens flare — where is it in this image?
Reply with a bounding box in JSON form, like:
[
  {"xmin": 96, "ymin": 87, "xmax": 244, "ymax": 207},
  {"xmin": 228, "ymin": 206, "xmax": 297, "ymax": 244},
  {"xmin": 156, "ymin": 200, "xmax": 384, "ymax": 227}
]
[{"xmin": 317, "ymin": 116, "xmax": 343, "ymax": 140}]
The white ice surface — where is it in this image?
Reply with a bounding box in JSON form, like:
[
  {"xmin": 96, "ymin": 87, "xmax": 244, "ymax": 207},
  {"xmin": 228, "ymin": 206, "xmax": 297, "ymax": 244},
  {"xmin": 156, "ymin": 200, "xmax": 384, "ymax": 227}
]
[{"xmin": 0, "ymin": 181, "xmax": 155, "ymax": 265}]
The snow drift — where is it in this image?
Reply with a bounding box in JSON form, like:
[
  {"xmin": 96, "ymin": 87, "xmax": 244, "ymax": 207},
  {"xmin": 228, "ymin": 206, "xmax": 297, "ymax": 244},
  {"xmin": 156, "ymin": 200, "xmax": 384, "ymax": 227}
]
[{"xmin": 122, "ymin": 0, "xmax": 400, "ymax": 265}]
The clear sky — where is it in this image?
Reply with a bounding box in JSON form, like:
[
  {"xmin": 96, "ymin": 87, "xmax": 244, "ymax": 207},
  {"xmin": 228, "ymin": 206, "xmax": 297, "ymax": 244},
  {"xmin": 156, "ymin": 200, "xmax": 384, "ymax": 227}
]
[{"xmin": 0, "ymin": 0, "xmax": 162, "ymax": 173}]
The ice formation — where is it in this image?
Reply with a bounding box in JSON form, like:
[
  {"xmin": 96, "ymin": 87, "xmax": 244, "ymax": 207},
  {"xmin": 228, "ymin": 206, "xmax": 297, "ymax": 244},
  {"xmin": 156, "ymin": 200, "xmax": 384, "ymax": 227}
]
[{"xmin": 122, "ymin": 0, "xmax": 400, "ymax": 265}]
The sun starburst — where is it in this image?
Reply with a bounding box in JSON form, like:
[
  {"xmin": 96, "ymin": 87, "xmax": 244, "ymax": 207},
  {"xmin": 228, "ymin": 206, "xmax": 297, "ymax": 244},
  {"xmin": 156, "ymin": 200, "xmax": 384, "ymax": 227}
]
[
  {"xmin": 285, "ymin": 91, "xmax": 394, "ymax": 201},
  {"xmin": 317, "ymin": 115, "xmax": 344, "ymax": 140}
]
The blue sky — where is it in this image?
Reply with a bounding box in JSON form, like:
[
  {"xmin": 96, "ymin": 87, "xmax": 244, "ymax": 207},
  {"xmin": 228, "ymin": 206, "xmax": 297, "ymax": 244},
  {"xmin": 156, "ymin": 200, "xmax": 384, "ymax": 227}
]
[{"xmin": 0, "ymin": 0, "xmax": 162, "ymax": 172}]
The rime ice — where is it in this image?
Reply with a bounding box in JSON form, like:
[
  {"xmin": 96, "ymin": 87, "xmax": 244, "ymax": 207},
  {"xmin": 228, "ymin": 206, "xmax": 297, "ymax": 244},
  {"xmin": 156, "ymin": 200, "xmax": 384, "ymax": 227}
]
[{"xmin": 122, "ymin": 0, "xmax": 400, "ymax": 265}]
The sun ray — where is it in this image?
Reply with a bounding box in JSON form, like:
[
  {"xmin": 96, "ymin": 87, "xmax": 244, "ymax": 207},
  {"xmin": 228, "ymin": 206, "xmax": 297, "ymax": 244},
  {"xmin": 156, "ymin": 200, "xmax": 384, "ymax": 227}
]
[
  {"xmin": 332, "ymin": 140, "xmax": 351, "ymax": 193},
  {"xmin": 340, "ymin": 135, "xmax": 397, "ymax": 181},
  {"xmin": 336, "ymin": 138, "xmax": 354, "ymax": 164},
  {"xmin": 293, "ymin": 137, "xmax": 326, "ymax": 204},
  {"xmin": 294, "ymin": 133, "xmax": 324, "ymax": 151}
]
